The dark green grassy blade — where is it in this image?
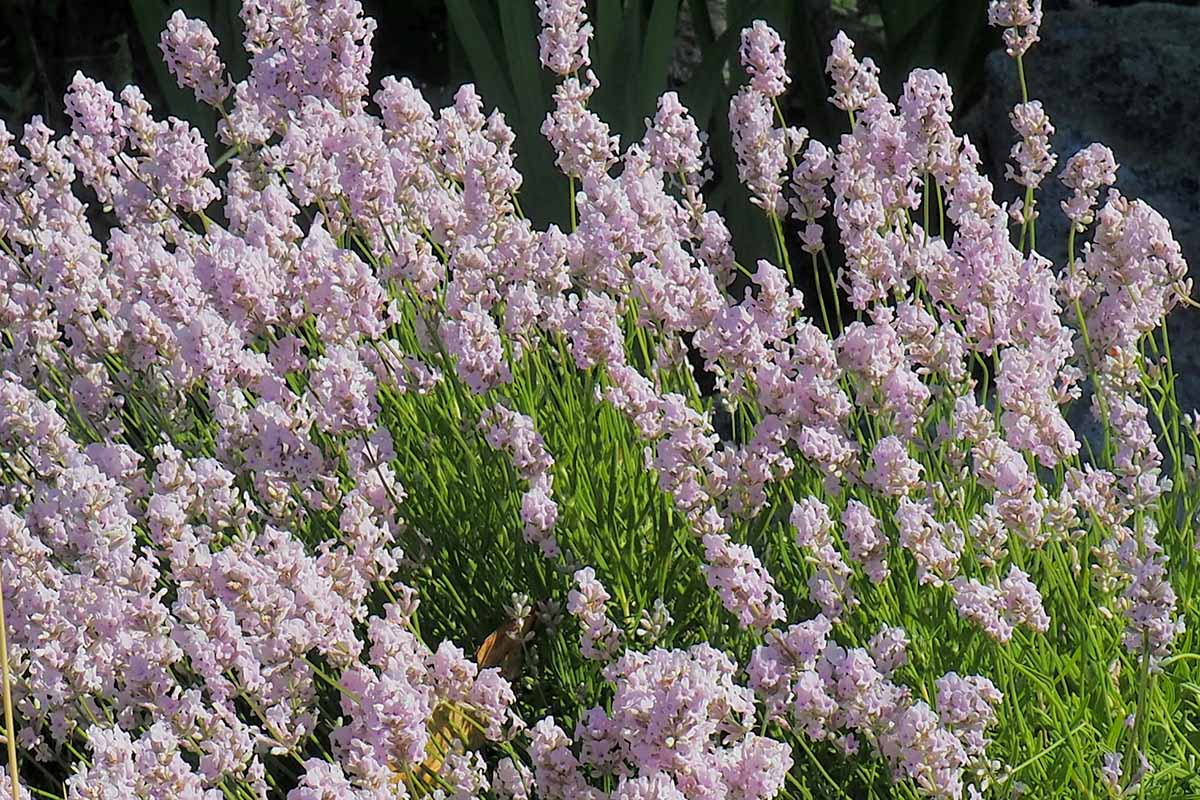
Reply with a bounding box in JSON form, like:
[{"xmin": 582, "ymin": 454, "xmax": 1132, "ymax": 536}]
[
  {"xmin": 592, "ymin": 0, "xmax": 625, "ymax": 88},
  {"xmin": 636, "ymin": 0, "xmax": 682, "ymax": 134},
  {"xmin": 444, "ymin": 0, "xmax": 519, "ymax": 115},
  {"xmin": 497, "ymin": 0, "xmax": 565, "ymax": 226},
  {"xmin": 878, "ymin": 0, "xmax": 992, "ymax": 105}
]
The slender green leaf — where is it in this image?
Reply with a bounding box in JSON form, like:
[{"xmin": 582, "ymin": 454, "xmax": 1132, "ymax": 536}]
[
  {"xmin": 444, "ymin": 0, "xmax": 518, "ymax": 114},
  {"xmin": 680, "ymin": 0, "xmax": 771, "ymax": 126},
  {"xmin": 498, "ymin": 2, "xmax": 548, "ymax": 131},
  {"xmin": 592, "ymin": 0, "xmax": 625, "ymax": 86},
  {"xmin": 618, "ymin": 0, "xmax": 646, "ymax": 142},
  {"xmin": 498, "ymin": 0, "xmax": 565, "ymax": 225},
  {"xmin": 687, "ymin": 0, "xmax": 716, "ymax": 49},
  {"xmin": 636, "ymin": 0, "xmax": 682, "ymax": 132},
  {"xmin": 878, "ymin": 0, "xmax": 991, "ymax": 102}
]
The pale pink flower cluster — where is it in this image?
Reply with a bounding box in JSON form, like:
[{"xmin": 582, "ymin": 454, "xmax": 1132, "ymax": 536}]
[
  {"xmin": 568, "ymin": 567, "xmax": 622, "ymax": 661},
  {"xmin": 739, "ymin": 21, "xmax": 790, "ymax": 98},
  {"xmin": 310, "ymin": 343, "xmax": 379, "ymax": 434},
  {"xmin": 729, "ymin": 90, "xmax": 799, "ymax": 216},
  {"xmin": 0, "ymin": 0, "xmax": 1194, "ymax": 796},
  {"xmin": 748, "ymin": 616, "xmax": 1003, "ymax": 799},
  {"xmin": 951, "ymin": 566, "xmax": 1050, "ymax": 643},
  {"xmin": 66, "ymin": 723, "xmax": 221, "ymax": 800},
  {"xmin": 643, "ymin": 92, "xmax": 705, "ymax": 178},
  {"xmin": 543, "ymin": 73, "xmax": 619, "ymax": 180},
  {"xmin": 789, "ymin": 138, "xmax": 834, "ymax": 251},
  {"xmin": 996, "ymin": 340, "xmax": 1080, "ymax": 468},
  {"xmin": 528, "ymin": 645, "xmax": 791, "ymax": 800},
  {"xmin": 701, "ymin": 532, "xmax": 787, "ymax": 630},
  {"xmin": 837, "ymin": 310, "xmax": 930, "ymax": 438},
  {"xmin": 1114, "ymin": 523, "xmax": 1185, "ymax": 666},
  {"xmin": 897, "ymin": 497, "xmax": 964, "ymax": 588},
  {"xmin": 536, "ymin": 0, "xmax": 592, "ymax": 76},
  {"xmin": 899, "ymin": 69, "xmax": 956, "ymax": 179},
  {"xmin": 789, "ymin": 497, "xmax": 857, "ymax": 621},
  {"xmin": 1059, "ymin": 143, "xmax": 1118, "ymax": 227},
  {"xmin": 1071, "ymin": 190, "xmax": 1191, "ymax": 356},
  {"xmin": 842, "ymin": 500, "xmax": 890, "ymax": 584},
  {"xmin": 1006, "ymin": 100, "xmax": 1055, "ymax": 190},
  {"xmin": 481, "ymin": 404, "xmax": 561, "ymax": 558},
  {"xmin": 567, "ymin": 291, "xmax": 626, "ymax": 370},
  {"xmin": 333, "ymin": 605, "xmax": 519, "ymax": 784},
  {"xmin": 865, "ymin": 435, "xmax": 924, "ymax": 498},
  {"xmin": 443, "ymin": 300, "xmax": 512, "ymax": 393},
  {"xmin": 235, "ymin": 0, "xmax": 377, "ymax": 130},
  {"xmin": 729, "ymin": 27, "xmax": 805, "ymax": 215},
  {"xmin": 987, "ymin": 0, "xmax": 1043, "ymax": 58},
  {"xmin": 971, "ymin": 434, "xmax": 1045, "ymax": 546},
  {"xmin": 869, "ymin": 625, "xmax": 909, "ymax": 674},
  {"xmin": 160, "ymin": 10, "xmax": 231, "ymax": 106},
  {"xmin": 826, "ymin": 32, "xmax": 882, "ymax": 114},
  {"xmin": 0, "ymin": 372, "xmax": 521, "ymax": 795}
]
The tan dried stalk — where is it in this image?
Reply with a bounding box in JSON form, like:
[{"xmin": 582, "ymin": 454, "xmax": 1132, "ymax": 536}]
[{"xmin": 0, "ymin": 567, "xmax": 19, "ymax": 800}]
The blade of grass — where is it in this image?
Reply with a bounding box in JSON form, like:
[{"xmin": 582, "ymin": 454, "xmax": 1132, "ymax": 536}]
[
  {"xmin": 444, "ymin": 0, "xmax": 519, "ymax": 114},
  {"xmin": 592, "ymin": 0, "xmax": 624, "ymax": 86},
  {"xmin": 497, "ymin": 0, "xmax": 564, "ymax": 224},
  {"xmin": 497, "ymin": 2, "xmax": 548, "ymax": 132},
  {"xmin": 1, "ymin": 565, "xmax": 19, "ymax": 800},
  {"xmin": 687, "ymin": 0, "xmax": 716, "ymax": 49}
]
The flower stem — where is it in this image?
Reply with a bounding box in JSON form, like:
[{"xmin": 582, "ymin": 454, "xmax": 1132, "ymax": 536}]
[
  {"xmin": 1016, "ymin": 54, "xmax": 1030, "ymax": 104},
  {"xmin": 0, "ymin": 566, "xmax": 20, "ymax": 800}
]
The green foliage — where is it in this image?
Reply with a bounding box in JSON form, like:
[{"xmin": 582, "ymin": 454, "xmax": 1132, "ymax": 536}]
[
  {"xmin": 444, "ymin": 0, "xmax": 800, "ymax": 260},
  {"xmin": 877, "ymin": 0, "xmax": 993, "ymax": 104},
  {"xmin": 437, "ymin": 0, "xmax": 999, "ymax": 299}
]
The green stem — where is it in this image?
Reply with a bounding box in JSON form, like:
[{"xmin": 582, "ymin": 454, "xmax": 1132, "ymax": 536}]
[
  {"xmin": 569, "ymin": 175, "xmax": 578, "ymax": 232},
  {"xmin": 0, "ymin": 566, "xmax": 20, "ymax": 800},
  {"xmin": 1016, "ymin": 54, "xmax": 1030, "ymax": 104}
]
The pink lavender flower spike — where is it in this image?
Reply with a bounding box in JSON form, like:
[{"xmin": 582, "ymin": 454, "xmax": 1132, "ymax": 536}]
[
  {"xmin": 702, "ymin": 532, "xmax": 786, "ymax": 630},
  {"xmin": 987, "ymin": 0, "xmax": 1043, "ymax": 58},
  {"xmin": 1006, "ymin": 101, "xmax": 1055, "ymax": 191},
  {"xmin": 739, "ymin": 21, "xmax": 790, "ymax": 98},
  {"xmin": 644, "ymin": 91, "xmax": 705, "ymax": 179},
  {"xmin": 160, "ymin": 10, "xmax": 231, "ymax": 106},
  {"xmin": 865, "ymin": 435, "xmax": 924, "ymax": 498},
  {"xmin": 536, "ymin": 0, "xmax": 592, "ymax": 76},
  {"xmin": 826, "ymin": 31, "xmax": 882, "ymax": 115},
  {"xmin": 1059, "ymin": 143, "xmax": 1118, "ymax": 228},
  {"xmin": 1, "ymin": 2, "xmax": 1197, "ymax": 796},
  {"xmin": 568, "ymin": 567, "xmax": 621, "ymax": 661}
]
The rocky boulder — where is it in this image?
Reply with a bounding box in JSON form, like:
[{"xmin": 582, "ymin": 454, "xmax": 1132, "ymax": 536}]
[{"xmin": 979, "ymin": 2, "xmax": 1200, "ymax": 411}]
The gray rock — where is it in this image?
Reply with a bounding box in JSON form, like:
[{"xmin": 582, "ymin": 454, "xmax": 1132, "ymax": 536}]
[{"xmin": 979, "ymin": 2, "xmax": 1200, "ymax": 416}]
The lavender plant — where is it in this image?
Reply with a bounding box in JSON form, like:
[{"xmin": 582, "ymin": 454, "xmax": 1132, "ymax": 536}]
[{"xmin": 0, "ymin": 0, "xmax": 1197, "ymax": 798}]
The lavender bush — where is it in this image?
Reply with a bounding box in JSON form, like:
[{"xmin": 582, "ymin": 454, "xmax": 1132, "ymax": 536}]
[{"xmin": 0, "ymin": 0, "xmax": 1197, "ymax": 798}]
